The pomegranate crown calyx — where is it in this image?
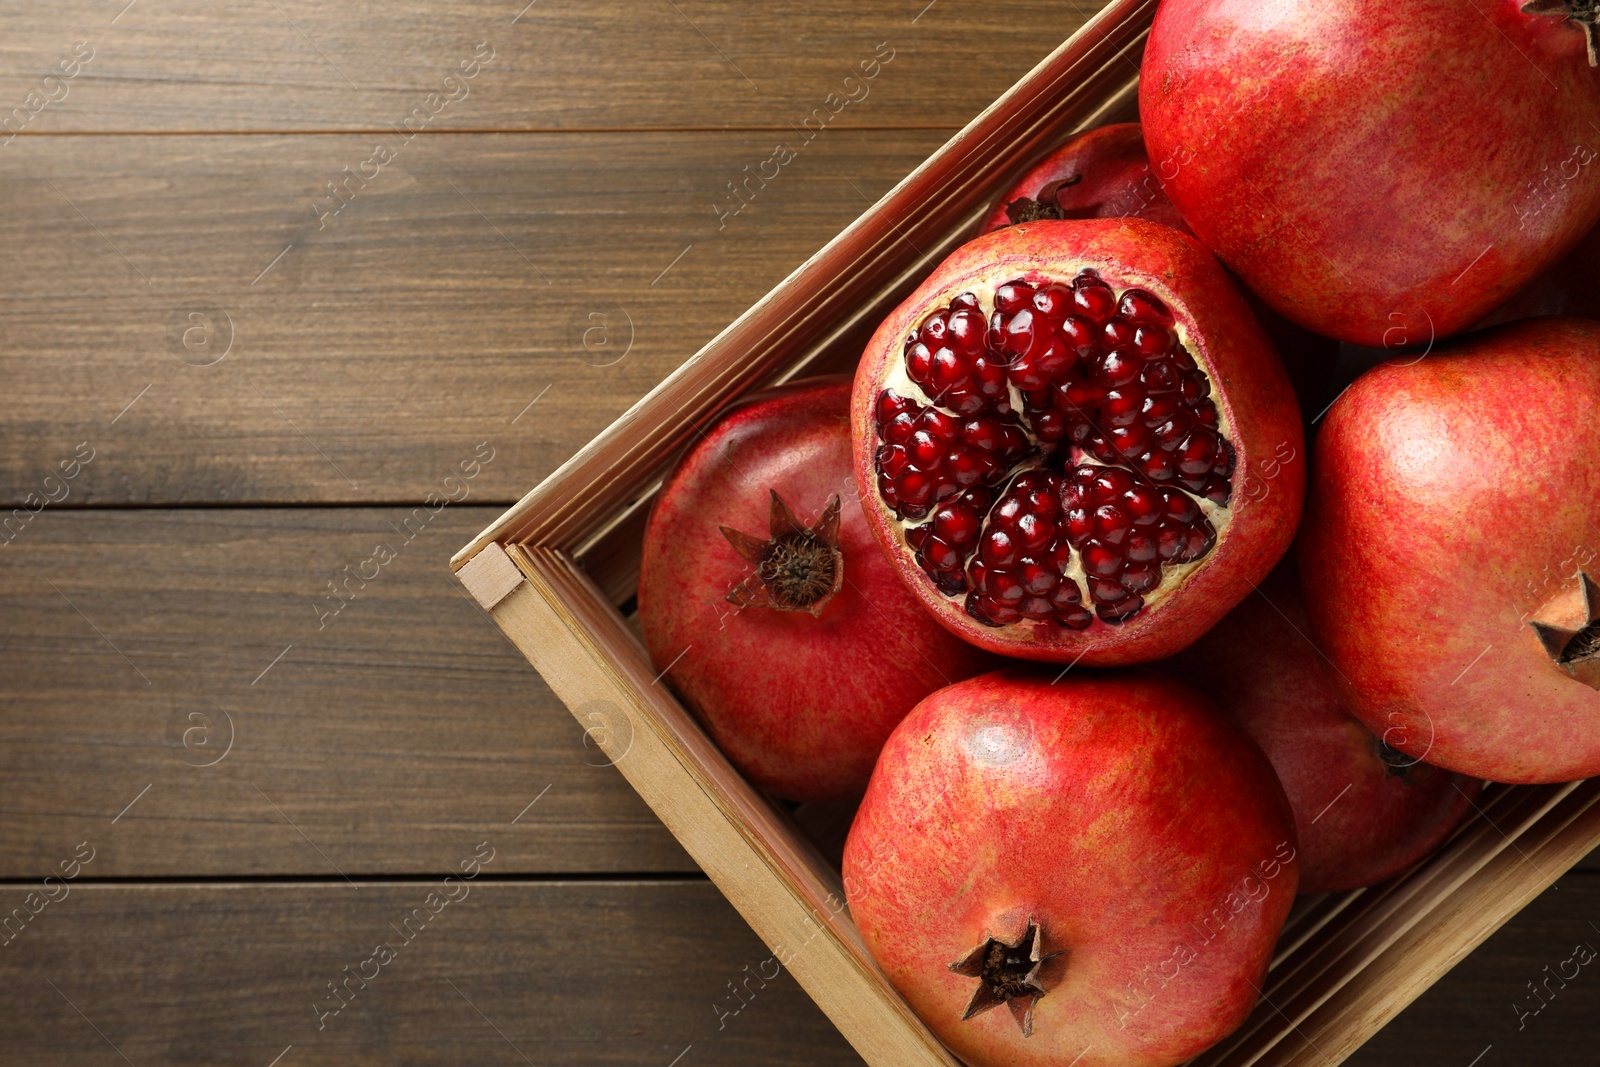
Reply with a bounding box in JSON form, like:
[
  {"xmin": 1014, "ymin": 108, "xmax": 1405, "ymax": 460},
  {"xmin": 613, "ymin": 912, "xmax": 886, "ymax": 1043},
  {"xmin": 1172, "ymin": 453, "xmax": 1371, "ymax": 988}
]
[
  {"xmin": 1522, "ymin": 0, "xmax": 1600, "ymax": 65},
  {"xmin": 720, "ymin": 491, "xmax": 844, "ymax": 616},
  {"xmin": 1373, "ymin": 735, "xmax": 1420, "ymax": 779},
  {"xmin": 948, "ymin": 919, "xmax": 1064, "ymax": 1038},
  {"xmin": 1528, "ymin": 570, "xmax": 1600, "ymax": 689},
  {"xmin": 1002, "ymin": 174, "xmax": 1084, "ymax": 225}
]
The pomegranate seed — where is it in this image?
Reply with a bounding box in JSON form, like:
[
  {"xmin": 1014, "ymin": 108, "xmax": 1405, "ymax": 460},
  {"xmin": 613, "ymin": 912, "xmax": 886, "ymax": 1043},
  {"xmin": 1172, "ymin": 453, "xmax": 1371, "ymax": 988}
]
[
  {"xmin": 1133, "ymin": 325, "xmax": 1170, "ymax": 356},
  {"xmin": 1087, "ymin": 576, "xmax": 1127, "ymax": 604},
  {"xmin": 1014, "ymin": 511, "xmax": 1053, "ymax": 550},
  {"xmin": 994, "ymin": 282, "xmax": 1033, "ymax": 314},
  {"xmin": 983, "ymin": 529, "xmax": 1018, "ymax": 567},
  {"xmin": 1059, "ymin": 605, "xmax": 1094, "ymax": 629},
  {"xmin": 907, "ymin": 343, "xmax": 933, "ymax": 380},
  {"xmin": 1103, "ymin": 319, "xmax": 1135, "ymax": 349},
  {"xmin": 1071, "ymin": 277, "xmax": 1117, "ymax": 323},
  {"xmin": 1103, "ymin": 389, "xmax": 1141, "ymax": 427},
  {"xmin": 899, "ymin": 471, "xmax": 931, "ymax": 507},
  {"xmin": 877, "ymin": 391, "xmax": 915, "ymax": 424},
  {"xmin": 1142, "ymin": 392, "xmax": 1181, "ymax": 421},
  {"xmin": 972, "ymin": 601, "xmax": 1022, "ymax": 625},
  {"xmin": 1018, "ymin": 559, "xmax": 1054, "ymax": 594},
  {"xmin": 948, "ymin": 308, "xmax": 986, "ymax": 353},
  {"xmin": 1098, "ymin": 593, "xmax": 1145, "ymax": 623},
  {"xmin": 1125, "ymin": 530, "xmax": 1158, "ymax": 562},
  {"xmin": 1019, "ymin": 596, "xmax": 1056, "ymax": 620},
  {"xmin": 1082, "ymin": 540, "xmax": 1122, "ymax": 577},
  {"xmin": 879, "ymin": 444, "xmax": 908, "ymax": 476},
  {"xmin": 1140, "ymin": 451, "xmax": 1175, "ymax": 482},
  {"xmin": 1090, "ymin": 467, "xmax": 1134, "ymax": 502},
  {"xmin": 911, "ymin": 430, "xmax": 942, "ymax": 468},
  {"xmin": 1157, "ymin": 526, "xmax": 1187, "ymax": 561},
  {"xmin": 1002, "ymin": 311, "xmax": 1037, "ymax": 356},
  {"xmin": 1033, "ymin": 286, "xmax": 1072, "ymax": 318},
  {"xmin": 1122, "ymin": 561, "xmax": 1160, "ymax": 592},
  {"xmin": 934, "ymin": 503, "xmax": 982, "ymax": 545},
  {"xmin": 873, "ymin": 273, "xmax": 1235, "ymax": 629},
  {"xmin": 1065, "ymin": 506, "xmax": 1092, "ymax": 541},
  {"xmin": 1124, "ymin": 485, "xmax": 1163, "ymax": 524},
  {"xmin": 1177, "ymin": 430, "xmax": 1218, "ymax": 476},
  {"xmin": 1164, "ymin": 490, "xmax": 1199, "ymax": 524},
  {"xmin": 1092, "ymin": 504, "xmax": 1130, "ymax": 544},
  {"xmin": 1119, "ymin": 288, "xmax": 1174, "ymax": 325},
  {"xmin": 949, "ymin": 450, "xmax": 984, "ymax": 486}
]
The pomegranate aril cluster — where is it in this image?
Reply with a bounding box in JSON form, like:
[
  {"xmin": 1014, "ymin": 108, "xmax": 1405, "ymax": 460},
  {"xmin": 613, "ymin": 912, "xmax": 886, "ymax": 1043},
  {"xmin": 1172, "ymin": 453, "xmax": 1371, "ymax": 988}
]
[
  {"xmin": 904, "ymin": 486, "xmax": 994, "ymax": 597},
  {"xmin": 1061, "ymin": 464, "xmax": 1215, "ymax": 621},
  {"xmin": 902, "ymin": 292, "xmax": 1014, "ymax": 417},
  {"xmin": 999, "ymin": 273, "xmax": 1234, "ymax": 503},
  {"xmin": 871, "ymin": 272, "xmax": 1235, "ymax": 629},
  {"xmin": 964, "ymin": 472, "xmax": 1094, "ymax": 629},
  {"xmin": 874, "ymin": 391, "xmax": 1032, "ymax": 521}
]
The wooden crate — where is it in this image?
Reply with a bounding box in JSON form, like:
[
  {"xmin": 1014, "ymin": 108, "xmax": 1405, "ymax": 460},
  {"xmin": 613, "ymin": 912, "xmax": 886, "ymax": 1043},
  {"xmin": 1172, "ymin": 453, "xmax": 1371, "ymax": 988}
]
[{"xmin": 450, "ymin": 0, "xmax": 1600, "ymax": 1061}]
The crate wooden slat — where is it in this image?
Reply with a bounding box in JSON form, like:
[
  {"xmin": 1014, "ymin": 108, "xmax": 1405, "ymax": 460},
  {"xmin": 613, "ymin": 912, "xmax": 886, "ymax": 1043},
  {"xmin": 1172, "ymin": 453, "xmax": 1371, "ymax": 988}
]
[{"xmin": 453, "ymin": 0, "xmax": 1600, "ymax": 1061}]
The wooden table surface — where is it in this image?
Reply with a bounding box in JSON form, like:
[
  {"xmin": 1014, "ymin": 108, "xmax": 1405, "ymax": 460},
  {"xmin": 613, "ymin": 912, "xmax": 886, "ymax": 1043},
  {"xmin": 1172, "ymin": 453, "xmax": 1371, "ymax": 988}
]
[{"xmin": 1, "ymin": 2, "xmax": 1596, "ymax": 1063}]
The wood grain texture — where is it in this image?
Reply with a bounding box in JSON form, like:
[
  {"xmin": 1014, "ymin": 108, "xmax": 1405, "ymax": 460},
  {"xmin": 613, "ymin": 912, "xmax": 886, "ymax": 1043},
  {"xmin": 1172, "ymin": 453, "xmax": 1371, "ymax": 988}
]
[
  {"xmin": 0, "ymin": 507, "xmax": 694, "ymax": 877},
  {"xmin": 3, "ymin": 875, "xmax": 1600, "ymax": 1066},
  {"xmin": 0, "ymin": 129, "xmax": 953, "ymax": 506},
  {"xmin": 1, "ymin": 0, "xmax": 1596, "ymax": 1061},
  {"xmin": 0, "ymin": 880, "xmax": 865, "ymax": 1066},
  {"xmin": 0, "ymin": 0, "xmax": 1095, "ymax": 132}
]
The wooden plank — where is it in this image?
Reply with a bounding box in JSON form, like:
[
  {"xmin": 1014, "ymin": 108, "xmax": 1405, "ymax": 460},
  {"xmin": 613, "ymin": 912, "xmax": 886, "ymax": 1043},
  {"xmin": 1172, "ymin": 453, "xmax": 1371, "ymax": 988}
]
[
  {"xmin": 3, "ymin": 875, "xmax": 1600, "ymax": 1066},
  {"xmin": 0, "ymin": 507, "xmax": 696, "ymax": 877},
  {"xmin": 0, "ymin": 880, "xmax": 866, "ymax": 1066},
  {"xmin": 0, "ymin": 129, "xmax": 953, "ymax": 506},
  {"xmin": 0, "ymin": 0, "xmax": 1098, "ymax": 132}
]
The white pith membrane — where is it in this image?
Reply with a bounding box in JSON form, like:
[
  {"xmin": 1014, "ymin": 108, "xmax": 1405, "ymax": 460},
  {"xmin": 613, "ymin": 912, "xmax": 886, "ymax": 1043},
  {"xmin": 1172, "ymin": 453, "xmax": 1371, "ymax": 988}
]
[{"xmin": 872, "ymin": 265, "xmax": 1236, "ymax": 632}]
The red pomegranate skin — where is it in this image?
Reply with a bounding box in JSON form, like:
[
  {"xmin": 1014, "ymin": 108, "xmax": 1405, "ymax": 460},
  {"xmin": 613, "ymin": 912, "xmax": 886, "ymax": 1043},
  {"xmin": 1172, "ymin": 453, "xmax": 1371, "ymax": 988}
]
[
  {"xmin": 1300, "ymin": 318, "xmax": 1600, "ymax": 783},
  {"xmin": 980, "ymin": 125, "xmax": 1339, "ymax": 415},
  {"xmin": 1172, "ymin": 563, "xmax": 1481, "ymax": 891},
  {"xmin": 844, "ymin": 669, "xmax": 1297, "ymax": 1067},
  {"xmin": 852, "ymin": 219, "xmax": 1305, "ymax": 664},
  {"xmin": 978, "ymin": 123, "xmax": 1192, "ymax": 235},
  {"xmin": 1141, "ymin": 0, "xmax": 1600, "ymax": 347},
  {"xmin": 638, "ymin": 376, "xmax": 995, "ymax": 803}
]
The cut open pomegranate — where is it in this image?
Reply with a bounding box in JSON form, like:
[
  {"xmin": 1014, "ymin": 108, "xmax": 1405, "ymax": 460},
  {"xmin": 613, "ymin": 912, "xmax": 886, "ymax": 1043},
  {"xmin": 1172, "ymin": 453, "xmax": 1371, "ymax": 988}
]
[{"xmin": 853, "ymin": 219, "xmax": 1305, "ymax": 664}]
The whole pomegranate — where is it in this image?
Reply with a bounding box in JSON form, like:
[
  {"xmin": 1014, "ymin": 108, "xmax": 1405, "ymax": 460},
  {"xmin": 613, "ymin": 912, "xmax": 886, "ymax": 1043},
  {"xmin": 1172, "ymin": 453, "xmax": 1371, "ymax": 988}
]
[
  {"xmin": 638, "ymin": 376, "xmax": 994, "ymax": 803},
  {"xmin": 852, "ymin": 218, "xmax": 1304, "ymax": 664},
  {"xmin": 980, "ymin": 123, "xmax": 1339, "ymax": 416},
  {"xmin": 1140, "ymin": 0, "xmax": 1600, "ymax": 346},
  {"xmin": 1301, "ymin": 318, "xmax": 1600, "ymax": 783},
  {"xmin": 1171, "ymin": 563, "xmax": 1481, "ymax": 891},
  {"xmin": 979, "ymin": 123, "xmax": 1191, "ymax": 234},
  {"xmin": 844, "ymin": 669, "xmax": 1297, "ymax": 1067}
]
